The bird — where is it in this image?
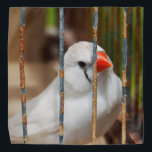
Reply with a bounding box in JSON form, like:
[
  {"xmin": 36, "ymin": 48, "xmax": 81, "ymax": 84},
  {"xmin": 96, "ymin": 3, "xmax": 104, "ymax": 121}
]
[{"xmin": 8, "ymin": 41, "xmax": 122, "ymax": 145}]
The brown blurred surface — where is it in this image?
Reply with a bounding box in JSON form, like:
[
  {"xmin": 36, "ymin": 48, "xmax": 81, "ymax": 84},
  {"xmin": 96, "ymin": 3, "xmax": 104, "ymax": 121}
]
[
  {"xmin": 8, "ymin": 60, "xmax": 58, "ymax": 118},
  {"xmin": 8, "ymin": 7, "xmax": 46, "ymax": 62},
  {"xmin": 8, "ymin": 7, "xmax": 48, "ymax": 117}
]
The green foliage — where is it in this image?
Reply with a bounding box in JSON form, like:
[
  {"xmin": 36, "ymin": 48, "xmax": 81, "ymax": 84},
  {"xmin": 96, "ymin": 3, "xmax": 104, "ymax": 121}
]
[
  {"xmin": 113, "ymin": 7, "xmax": 117, "ymax": 67},
  {"xmin": 138, "ymin": 7, "xmax": 143, "ymax": 108},
  {"xmin": 101, "ymin": 7, "xmax": 106, "ymax": 49},
  {"xmin": 119, "ymin": 7, "xmax": 123, "ymax": 78},
  {"xmin": 44, "ymin": 7, "xmax": 143, "ymax": 109},
  {"xmin": 46, "ymin": 8, "xmax": 57, "ymax": 27},
  {"xmin": 131, "ymin": 7, "xmax": 136, "ymax": 100},
  {"xmin": 107, "ymin": 8, "xmax": 112, "ymax": 58}
]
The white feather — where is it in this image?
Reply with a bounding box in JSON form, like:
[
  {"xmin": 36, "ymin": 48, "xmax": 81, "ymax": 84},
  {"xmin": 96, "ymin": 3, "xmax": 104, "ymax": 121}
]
[{"xmin": 8, "ymin": 41, "xmax": 122, "ymax": 144}]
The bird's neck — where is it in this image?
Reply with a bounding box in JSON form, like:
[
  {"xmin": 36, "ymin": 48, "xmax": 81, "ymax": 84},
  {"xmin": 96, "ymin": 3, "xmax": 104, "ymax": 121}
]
[
  {"xmin": 58, "ymin": 68, "xmax": 113, "ymax": 99},
  {"xmin": 64, "ymin": 79, "xmax": 91, "ymax": 98}
]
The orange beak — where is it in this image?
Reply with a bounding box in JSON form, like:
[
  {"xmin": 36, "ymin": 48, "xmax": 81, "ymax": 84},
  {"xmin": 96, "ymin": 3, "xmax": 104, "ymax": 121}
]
[{"xmin": 97, "ymin": 51, "xmax": 112, "ymax": 73}]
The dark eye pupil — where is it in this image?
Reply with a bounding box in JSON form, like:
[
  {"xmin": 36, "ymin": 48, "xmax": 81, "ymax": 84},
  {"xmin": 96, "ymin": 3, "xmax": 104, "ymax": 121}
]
[{"xmin": 78, "ymin": 61, "xmax": 86, "ymax": 68}]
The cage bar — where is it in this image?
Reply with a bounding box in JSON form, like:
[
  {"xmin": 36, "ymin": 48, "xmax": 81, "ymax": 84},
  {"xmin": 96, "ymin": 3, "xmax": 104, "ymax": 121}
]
[
  {"xmin": 59, "ymin": 7, "xmax": 64, "ymax": 144},
  {"xmin": 19, "ymin": 7, "xmax": 28, "ymax": 144},
  {"xmin": 121, "ymin": 7, "xmax": 128, "ymax": 144},
  {"xmin": 92, "ymin": 7, "xmax": 98, "ymax": 145}
]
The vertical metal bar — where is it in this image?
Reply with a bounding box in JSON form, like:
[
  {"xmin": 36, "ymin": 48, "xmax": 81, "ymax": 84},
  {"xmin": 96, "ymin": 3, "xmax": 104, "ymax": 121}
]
[
  {"xmin": 19, "ymin": 7, "xmax": 28, "ymax": 144},
  {"xmin": 121, "ymin": 7, "xmax": 127, "ymax": 144},
  {"xmin": 59, "ymin": 7, "xmax": 64, "ymax": 144},
  {"xmin": 92, "ymin": 7, "xmax": 98, "ymax": 145}
]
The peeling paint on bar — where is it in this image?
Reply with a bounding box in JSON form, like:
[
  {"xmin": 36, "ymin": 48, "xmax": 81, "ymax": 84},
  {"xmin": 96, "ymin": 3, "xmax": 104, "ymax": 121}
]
[
  {"xmin": 124, "ymin": 7, "xmax": 127, "ymax": 14},
  {"xmin": 59, "ymin": 7, "xmax": 64, "ymax": 144},
  {"xmin": 122, "ymin": 86, "xmax": 127, "ymax": 104},
  {"xmin": 19, "ymin": 7, "xmax": 28, "ymax": 144},
  {"xmin": 122, "ymin": 96, "xmax": 127, "ymax": 143},
  {"xmin": 21, "ymin": 88, "xmax": 26, "ymax": 94},
  {"xmin": 21, "ymin": 94, "xmax": 26, "ymax": 103},
  {"xmin": 21, "ymin": 7, "xmax": 26, "ymax": 26},
  {"xmin": 59, "ymin": 70, "xmax": 64, "ymax": 78},
  {"xmin": 122, "ymin": 39, "xmax": 127, "ymax": 70},
  {"xmin": 121, "ymin": 7, "xmax": 128, "ymax": 144},
  {"xmin": 92, "ymin": 7, "xmax": 98, "ymax": 145}
]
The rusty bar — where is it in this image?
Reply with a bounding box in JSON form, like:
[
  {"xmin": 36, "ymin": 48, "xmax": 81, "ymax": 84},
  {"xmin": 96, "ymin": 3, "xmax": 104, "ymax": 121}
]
[
  {"xmin": 121, "ymin": 7, "xmax": 128, "ymax": 144},
  {"xmin": 59, "ymin": 7, "xmax": 64, "ymax": 144},
  {"xmin": 19, "ymin": 7, "xmax": 28, "ymax": 144},
  {"xmin": 122, "ymin": 95, "xmax": 127, "ymax": 144},
  {"xmin": 92, "ymin": 7, "xmax": 98, "ymax": 145}
]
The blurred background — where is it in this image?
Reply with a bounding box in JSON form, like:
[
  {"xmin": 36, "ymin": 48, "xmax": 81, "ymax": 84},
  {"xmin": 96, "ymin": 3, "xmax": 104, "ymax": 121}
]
[{"xmin": 8, "ymin": 7, "xmax": 143, "ymax": 144}]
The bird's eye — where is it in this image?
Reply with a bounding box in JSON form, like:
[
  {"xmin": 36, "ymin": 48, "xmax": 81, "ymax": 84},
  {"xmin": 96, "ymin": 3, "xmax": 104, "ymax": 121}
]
[{"xmin": 78, "ymin": 61, "xmax": 87, "ymax": 69}]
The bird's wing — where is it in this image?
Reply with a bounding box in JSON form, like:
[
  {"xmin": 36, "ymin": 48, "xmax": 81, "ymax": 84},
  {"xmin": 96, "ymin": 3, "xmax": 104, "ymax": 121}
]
[
  {"xmin": 8, "ymin": 78, "xmax": 59, "ymax": 143},
  {"xmin": 96, "ymin": 69, "xmax": 122, "ymax": 136}
]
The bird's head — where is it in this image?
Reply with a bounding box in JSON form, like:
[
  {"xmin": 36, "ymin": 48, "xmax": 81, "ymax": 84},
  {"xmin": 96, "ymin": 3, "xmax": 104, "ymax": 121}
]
[{"xmin": 64, "ymin": 41, "xmax": 113, "ymax": 93}]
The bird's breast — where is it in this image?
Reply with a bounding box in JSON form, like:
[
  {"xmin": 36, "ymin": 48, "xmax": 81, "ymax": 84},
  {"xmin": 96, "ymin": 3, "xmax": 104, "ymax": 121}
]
[{"xmin": 63, "ymin": 94, "xmax": 92, "ymax": 144}]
